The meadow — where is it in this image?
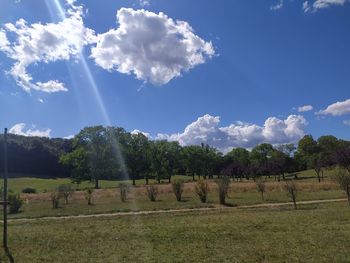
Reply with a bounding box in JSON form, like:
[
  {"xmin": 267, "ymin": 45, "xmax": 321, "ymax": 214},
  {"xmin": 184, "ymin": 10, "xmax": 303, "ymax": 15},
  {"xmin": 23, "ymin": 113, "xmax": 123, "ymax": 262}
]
[{"xmin": 1, "ymin": 202, "xmax": 350, "ymax": 262}]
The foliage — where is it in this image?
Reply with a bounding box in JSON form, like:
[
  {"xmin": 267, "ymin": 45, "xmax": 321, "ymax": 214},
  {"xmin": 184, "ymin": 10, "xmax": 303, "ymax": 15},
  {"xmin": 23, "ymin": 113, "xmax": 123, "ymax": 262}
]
[
  {"xmin": 8, "ymin": 193, "xmax": 23, "ymax": 214},
  {"xmin": 216, "ymin": 176, "xmax": 230, "ymax": 205},
  {"xmin": 85, "ymin": 188, "xmax": 94, "ymax": 205},
  {"xmin": 119, "ymin": 183, "xmax": 130, "ymax": 202},
  {"xmin": 255, "ymin": 178, "xmax": 266, "ymax": 200},
  {"xmin": 57, "ymin": 184, "xmax": 73, "ymax": 204},
  {"xmin": 284, "ymin": 181, "xmax": 298, "ymax": 209},
  {"xmin": 171, "ymin": 179, "xmax": 184, "ymax": 202},
  {"xmin": 50, "ymin": 191, "xmax": 60, "ymax": 209},
  {"xmin": 195, "ymin": 179, "xmax": 209, "ymax": 203},
  {"xmin": 146, "ymin": 185, "xmax": 158, "ymax": 202},
  {"xmin": 333, "ymin": 168, "xmax": 350, "ymax": 206},
  {"xmin": 22, "ymin": 187, "xmax": 36, "ymax": 194}
]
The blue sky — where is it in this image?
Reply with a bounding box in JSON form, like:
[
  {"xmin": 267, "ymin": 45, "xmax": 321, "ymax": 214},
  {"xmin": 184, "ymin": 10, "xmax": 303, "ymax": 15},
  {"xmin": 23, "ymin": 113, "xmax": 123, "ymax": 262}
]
[{"xmin": 0, "ymin": 0, "xmax": 349, "ymax": 151}]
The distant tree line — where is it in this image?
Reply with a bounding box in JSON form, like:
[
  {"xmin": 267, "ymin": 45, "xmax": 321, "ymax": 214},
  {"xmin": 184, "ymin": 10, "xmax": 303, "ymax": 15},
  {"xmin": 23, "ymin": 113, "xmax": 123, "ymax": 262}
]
[{"xmin": 1, "ymin": 126, "xmax": 350, "ymax": 187}]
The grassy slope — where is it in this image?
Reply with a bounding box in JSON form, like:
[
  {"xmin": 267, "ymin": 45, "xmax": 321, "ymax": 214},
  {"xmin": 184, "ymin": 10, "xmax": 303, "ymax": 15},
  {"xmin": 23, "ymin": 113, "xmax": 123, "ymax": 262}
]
[{"xmin": 1, "ymin": 202, "xmax": 350, "ymax": 262}]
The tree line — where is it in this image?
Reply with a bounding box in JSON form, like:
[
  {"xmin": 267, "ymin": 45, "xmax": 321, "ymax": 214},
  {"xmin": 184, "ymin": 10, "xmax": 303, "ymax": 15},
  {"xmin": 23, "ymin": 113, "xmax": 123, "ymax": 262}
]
[{"xmin": 1, "ymin": 126, "xmax": 350, "ymax": 188}]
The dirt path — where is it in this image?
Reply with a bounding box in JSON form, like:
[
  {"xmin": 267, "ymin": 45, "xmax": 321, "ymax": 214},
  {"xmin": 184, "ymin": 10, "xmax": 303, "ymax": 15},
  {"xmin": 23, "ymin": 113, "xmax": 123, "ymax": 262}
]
[{"xmin": 6, "ymin": 198, "xmax": 347, "ymax": 223}]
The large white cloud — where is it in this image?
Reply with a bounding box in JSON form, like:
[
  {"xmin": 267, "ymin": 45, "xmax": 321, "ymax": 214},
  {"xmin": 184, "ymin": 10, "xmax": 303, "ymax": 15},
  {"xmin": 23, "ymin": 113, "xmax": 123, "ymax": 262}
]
[
  {"xmin": 0, "ymin": 1, "xmax": 95, "ymax": 93},
  {"xmin": 297, "ymin": 105, "xmax": 313, "ymax": 112},
  {"xmin": 9, "ymin": 123, "xmax": 51, "ymax": 137},
  {"xmin": 154, "ymin": 114, "xmax": 308, "ymax": 152},
  {"xmin": 317, "ymin": 98, "xmax": 350, "ymax": 116},
  {"xmin": 91, "ymin": 8, "xmax": 215, "ymax": 85}
]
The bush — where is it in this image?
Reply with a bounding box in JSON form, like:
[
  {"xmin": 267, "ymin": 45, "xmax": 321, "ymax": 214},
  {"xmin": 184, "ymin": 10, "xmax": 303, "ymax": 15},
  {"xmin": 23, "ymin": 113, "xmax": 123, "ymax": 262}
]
[
  {"xmin": 284, "ymin": 181, "xmax": 298, "ymax": 209},
  {"xmin": 171, "ymin": 179, "xmax": 184, "ymax": 202},
  {"xmin": 333, "ymin": 168, "xmax": 350, "ymax": 206},
  {"xmin": 8, "ymin": 194, "xmax": 23, "ymax": 214},
  {"xmin": 146, "ymin": 185, "xmax": 158, "ymax": 202},
  {"xmin": 58, "ymin": 184, "xmax": 73, "ymax": 204},
  {"xmin": 119, "ymin": 183, "xmax": 130, "ymax": 202},
  {"xmin": 195, "ymin": 179, "xmax": 209, "ymax": 203},
  {"xmin": 85, "ymin": 188, "xmax": 94, "ymax": 205},
  {"xmin": 22, "ymin": 187, "xmax": 36, "ymax": 194},
  {"xmin": 50, "ymin": 191, "xmax": 60, "ymax": 209},
  {"xmin": 255, "ymin": 178, "xmax": 266, "ymax": 200},
  {"xmin": 216, "ymin": 176, "xmax": 230, "ymax": 205}
]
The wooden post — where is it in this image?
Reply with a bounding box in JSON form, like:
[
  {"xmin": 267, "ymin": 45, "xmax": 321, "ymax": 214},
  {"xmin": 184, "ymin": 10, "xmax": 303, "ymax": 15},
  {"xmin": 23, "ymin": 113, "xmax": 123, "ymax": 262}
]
[{"xmin": 3, "ymin": 128, "xmax": 8, "ymax": 248}]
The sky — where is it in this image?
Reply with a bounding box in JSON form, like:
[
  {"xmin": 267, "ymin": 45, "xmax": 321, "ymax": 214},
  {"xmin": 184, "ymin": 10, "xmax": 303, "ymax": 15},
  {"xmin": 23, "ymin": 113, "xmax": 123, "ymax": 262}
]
[{"xmin": 0, "ymin": 0, "xmax": 349, "ymax": 152}]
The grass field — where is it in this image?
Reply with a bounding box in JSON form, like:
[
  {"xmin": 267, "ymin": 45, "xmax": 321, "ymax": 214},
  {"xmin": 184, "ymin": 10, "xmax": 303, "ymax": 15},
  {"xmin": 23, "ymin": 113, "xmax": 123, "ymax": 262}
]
[
  {"xmin": 0, "ymin": 169, "xmax": 347, "ymax": 219},
  {"xmin": 1, "ymin": 202, "xmax": 349, "ymax": 262}
]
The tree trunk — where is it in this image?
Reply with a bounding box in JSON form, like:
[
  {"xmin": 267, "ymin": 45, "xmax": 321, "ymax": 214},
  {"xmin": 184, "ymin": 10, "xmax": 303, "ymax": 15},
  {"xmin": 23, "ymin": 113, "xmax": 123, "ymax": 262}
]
[
  {"xmin": 168, "ymin": 176, "xmax": 171, "ymax": 183},
  {"xmin": 261, "ymin": 192, "xmax": 264, "ymax": 201},
  {"xmin": 94, "ymin": 179, "xmax": 99, "ymax": 189},
  {"xmin": 132, "ymin": 177, "xmax": 136, "ymax": 186},
  {"xmin": 146, "ymin": 177, "xmax": 149, "ymax": 185},
  {"xmin": 192, "ymin": 174, "xmax": 195, "ymax": 181},
  {"xmin": 293, "ymin": 199, "xmax": 297, "ymax": 210}
]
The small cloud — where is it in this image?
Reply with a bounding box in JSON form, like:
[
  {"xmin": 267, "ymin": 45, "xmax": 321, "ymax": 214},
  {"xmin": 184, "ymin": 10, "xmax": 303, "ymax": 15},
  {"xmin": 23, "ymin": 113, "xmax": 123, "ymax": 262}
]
[
  {"xmin": 139, "ymin": 0, "xmax": 150, "ymax": 6},
  {"xmin": 297, "ymin": 105, "xmax": 313, "ymax": 112},
  {"xmin": 64, "ymin": 134, "xmax": 74, "ymax": 139},
  {"xmin": 316, "ymin": 98, "xmax": 350, "ymax": 116},
  {"xmin": 38, "ymin": 98, "xmax": 44, "ymax": 103},
  {"xmin": 131, "ymin": 129, "xmax": 152, "ymax": 139},
  {"xmin": 270, "ymin": 0, "xmax": 284, "ymax": 10},
  {"xmin": 344, "ymin": 120, "xmax": 350, "ymax": 126}
]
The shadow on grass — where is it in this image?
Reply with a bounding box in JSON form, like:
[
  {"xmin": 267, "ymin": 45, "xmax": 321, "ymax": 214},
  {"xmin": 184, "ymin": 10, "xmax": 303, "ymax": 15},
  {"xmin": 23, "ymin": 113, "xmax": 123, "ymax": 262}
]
[{"xmin": 4, "ymin": 246, "xmax": 14, "ymax": 263}]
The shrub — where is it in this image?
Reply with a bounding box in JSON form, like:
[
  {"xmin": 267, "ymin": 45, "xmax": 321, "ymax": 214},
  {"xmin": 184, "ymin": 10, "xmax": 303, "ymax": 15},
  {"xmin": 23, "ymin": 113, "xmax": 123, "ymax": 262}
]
[
  {"xmin": 58, "ymin": 184, "xmax": 73, "ymax": 204},
  {"xmin": 216, "ymin": 176, "xmax": 230, "ymax": 205},
  {"xmin": 8, "ymin": 194, "xmax": 23, "ymax": 214},
  {"xmin": 85, "ymin": 188, "xmax": 94, "ymax": 205},
  {"xmin": 146, "ymin": 185, "xmax": 158, "ymax": 202},
  {"xmin": 119, "ymin": 183, "xmax": 130, "ymax": 202},
  {"xmin": 22, "ymin": 187, "xmax": 36, "ymax": 194},
  {"xmin": 255, "ymin": 178, "xmax": 266, "ymax": 200},
  {"xmin": 171, "ymin": 179, "xmax": 184, "ymax": 202},
  {"xmin": 195, "ymin": 179, "xmax": 209, "ymax": 203},
  {"xmin": 333, "ymin": 168, "xmax": 350, "ymax": 206},
  {"xmin": 50, "ymin": 191, "xmax": 60, "ymax": 209},
  {"xmin": 284, "ymin": 181, "xmax": 298, "ymax": 209}
]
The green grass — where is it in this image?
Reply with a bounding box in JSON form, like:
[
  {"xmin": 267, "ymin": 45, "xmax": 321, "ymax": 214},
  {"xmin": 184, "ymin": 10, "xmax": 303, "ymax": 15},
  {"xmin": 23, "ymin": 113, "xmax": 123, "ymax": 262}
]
[
  {"xmin": 1, "ymin": 175, "xmax": 194, "ymax": 193},
  {"xmin": 1, "ymin": 202, "xmax": 350, "ymax": 262}
]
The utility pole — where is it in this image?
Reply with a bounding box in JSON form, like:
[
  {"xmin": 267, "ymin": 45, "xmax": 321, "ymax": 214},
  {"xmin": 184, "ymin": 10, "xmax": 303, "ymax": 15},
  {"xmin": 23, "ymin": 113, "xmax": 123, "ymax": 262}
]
[{"xmin": 3, "ymin": 128, "xmax": 8, "ymax": 249}]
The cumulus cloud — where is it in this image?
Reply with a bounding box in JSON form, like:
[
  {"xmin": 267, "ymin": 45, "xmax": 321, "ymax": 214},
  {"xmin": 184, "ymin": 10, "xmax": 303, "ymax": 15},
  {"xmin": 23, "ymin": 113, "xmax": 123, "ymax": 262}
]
[
  {"xmin": 155, "ymin": 114, "xmax": 307, "ymax": 152},
  {"xmin": 131, "ymin": 129, "xmax": 152, "ymax": 139},
  {"xmin": 91, "ymin": 8, "xmax": 215, "ymax": 85},
  {"xmin": 0, "ymin": 0, "xmax": 95, "ymax": 93},
  {"xmin": 317, "ymin": 98, "xmax": 350, "ymax": 116},
  {"xmin": 270, "ymin": 0, "xmax": 284, "ymax": 10},
  {"xmin": 297, "ymin": 105, "xmax": 313, "ymax": 112},
  {"xmin": 9, "ymin": 123, "xmax": 51, "ymax": 137},
  {"xmin": 303, "ymin": 0, "xmax": 349, "ymax": 12}
]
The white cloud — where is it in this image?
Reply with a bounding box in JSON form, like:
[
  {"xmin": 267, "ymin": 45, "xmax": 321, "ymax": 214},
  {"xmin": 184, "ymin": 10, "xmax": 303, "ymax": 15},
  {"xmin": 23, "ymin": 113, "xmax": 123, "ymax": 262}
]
[
  {"xmin": 317, "ymin": 98, "xmax": 350, "ymax": 116},
  {"xmin": 0, "ymin": 1, "xmax": 95, "ymax": 93},
  {"xmin": 344, "ymin": 120, "xmax": 350, "ymax": 126},
  {"xmin": 303, "ymin": 0, "xmax": 349, "ymax": 12},
  {"xmin": 131, "ymin": 129, "xmax": 152, "ymax": 139},
  {"xmin": 297, "ymin": 105, "xmax": 313, "ymax": 112},
  {"xmin": 64, "ymin": 134, "xmax": 75, "ymax": 139},
  {"xmin": 271, "ymin": 0, "xmax": 284, "ymax": 10},
  {"xmin": 38, "ymin": 98, "xmax": 44, "ymax": 103},
  {"xmin": 9, "ymin": 123, "xmax": 51, "ymax": 137},
  {"xmin": 91, "ymin": 8, "xmax": 215, "ymax": 86},
  {"xmin": 139, "ymin": 0, "xmax": 150, "ymax": 6},
  {"xmin": 156, "ymin": 114, "xmax": 308, "ymax": 152}
]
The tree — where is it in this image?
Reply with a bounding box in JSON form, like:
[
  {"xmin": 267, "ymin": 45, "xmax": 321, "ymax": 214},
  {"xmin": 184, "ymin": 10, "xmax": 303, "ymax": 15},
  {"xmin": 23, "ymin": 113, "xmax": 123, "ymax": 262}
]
[
  {"xmin": 223, "ymin": 147, "xmax": 250, "ymax": 181},
  {"xmin": 251, "ymin": 143, "xmax": 274, "ymax": 177},
  {"xmin": 61, "ymin": 126, "xmax": 118, "ymax": 189},
  {"xmin": 333, "ymin": 168, "xmax": 350, "ymax": 206},
  {"xmin": 284, "ymin": 181, "xmax": 298, "ymax": 209},
  {"xmin": 216, "ymin": 176, "xmax": 230, "ymax": 205},
  {"xmin": 171, "ymin": 179, "xmax": 184, "ymax": 202},
  {"xmin": 124, "ymin": 133, "xmax": 151, "ymax": 185},
  {"xmin": 255, "ymin": 178, "xmax": 266, "ymax": 200}
]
